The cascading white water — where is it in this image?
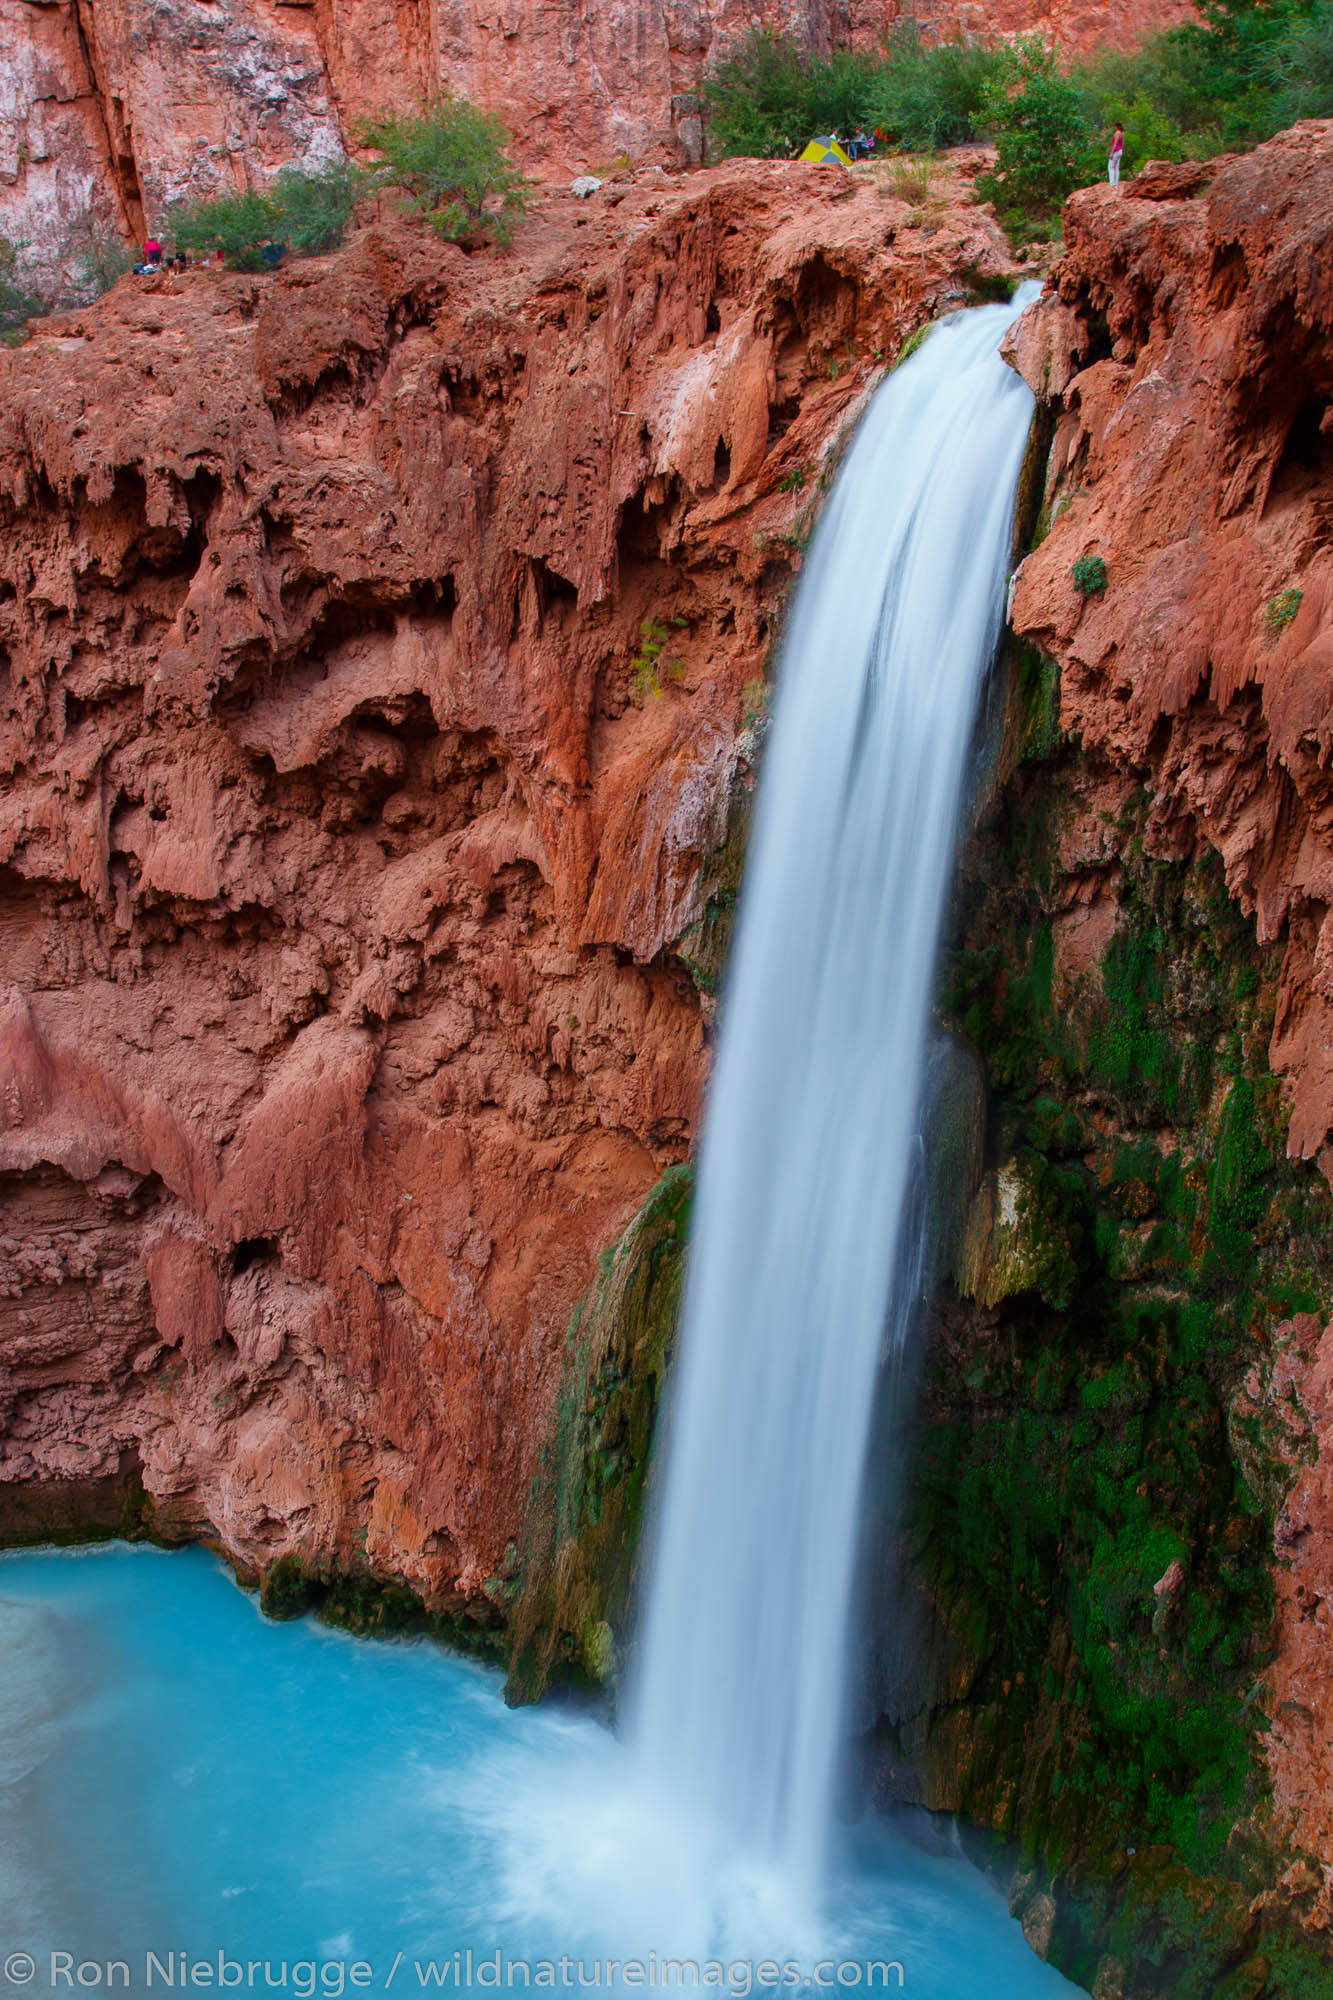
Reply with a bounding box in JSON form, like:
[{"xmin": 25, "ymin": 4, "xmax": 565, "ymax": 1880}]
[{"xmin": 629, "ymin": 290, "xmax": 1038, "ymax": 1930}]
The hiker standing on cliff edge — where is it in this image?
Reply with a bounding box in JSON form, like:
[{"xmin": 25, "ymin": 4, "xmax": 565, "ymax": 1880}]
[{"xmin": 1108, "ymin": 121, "xmax": 1125, "ymax": 185}]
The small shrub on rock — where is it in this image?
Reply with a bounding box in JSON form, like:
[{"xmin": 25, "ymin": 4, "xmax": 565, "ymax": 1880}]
[
  {"xmin": 1072, "ymin": 553, "xmax": 1108, "ymax": 596},
  {"xmin": 1264, "ymin": 586, "xmax": 1302, "ymax": 634},
  {"xmin": 630, "ymin": 617, "xmax": 687, "ymax": 703},
  {"xmin": 358, "ymin": 95, "xmax": 529, "ymax": 245}
]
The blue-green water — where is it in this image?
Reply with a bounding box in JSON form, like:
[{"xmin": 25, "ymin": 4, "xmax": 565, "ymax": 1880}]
[{"xmin": 0, "ymin": 1546, "xmax": 1082, "ymax": 1998}]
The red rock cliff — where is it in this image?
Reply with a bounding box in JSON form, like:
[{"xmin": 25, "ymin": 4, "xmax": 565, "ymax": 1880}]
[{"xmin": 0, "ymin": 161, "xmax": 1012, "ymax": 1615}]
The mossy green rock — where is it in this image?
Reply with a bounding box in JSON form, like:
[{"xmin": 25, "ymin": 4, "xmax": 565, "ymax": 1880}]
[
  {"xmin": 503, "ymin": 1163, "xmax": 692, "ymax": 1703},
  {"xmin": 956, "ymin": 1151, "xmax": 1083, "ymax": 1309}
]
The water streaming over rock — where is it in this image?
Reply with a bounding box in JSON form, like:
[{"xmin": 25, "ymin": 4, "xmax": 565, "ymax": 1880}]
[{"xmin": 629, "ymin": 290, "xmax": 1038, "ymax": 1929}]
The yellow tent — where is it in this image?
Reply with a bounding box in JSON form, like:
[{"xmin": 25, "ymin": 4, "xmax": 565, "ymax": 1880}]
[{"xmin": 798, "ymin": 135, "xmax": 853, "ymax": 166}]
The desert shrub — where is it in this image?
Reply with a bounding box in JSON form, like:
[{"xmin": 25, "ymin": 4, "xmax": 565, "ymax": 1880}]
[
  {"xmin": 0, "ymin": 232, "xmax": 43, "ymax": 343},
  {"xmin": 976, "ymin": 38, "xmax": 1088, "ymax": 231},
  {"xmin": 169, "ymin": 188, "xmax": 282, "ymax": 271},
  {"xmin": 358, "ymin": 95, "xmax": 528, "ymax": 244},
  {"xmin": 884, "ymin": 153, "xmax": 937, "ymax": 206},
  {"xmin": 270, "ymin": 158, "xmax": 367, "ymax": 255},
  {"xmin": 1072, "ymin": 553, "xmax": 1108, "ymax": 595}
]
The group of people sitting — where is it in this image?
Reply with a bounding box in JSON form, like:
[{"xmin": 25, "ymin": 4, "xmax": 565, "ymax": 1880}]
[
  {"xmin": 844, "ymin": 127, "xmax": 878, "ymax": 161},
  {"xmin": 133, "ymin": 236, "xmax": 287, "ymax": 276}
]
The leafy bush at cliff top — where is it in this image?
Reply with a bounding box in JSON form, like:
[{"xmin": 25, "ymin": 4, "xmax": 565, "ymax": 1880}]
[
  {"xmin": 975, "ymin": 38, "xmax": 1090, "ymax": 229},
  {"xmin": 164, "ymin": 160, "xmax": 367, "ymax": 271},
  {"xmin": 358, "ymin": 96, "xmax": 529, "ymax": 245}
]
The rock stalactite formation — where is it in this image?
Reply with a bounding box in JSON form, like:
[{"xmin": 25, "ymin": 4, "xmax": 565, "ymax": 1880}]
[
  {"xmin": 1, "ymin": 0, "xmax": 1195, "ymax": 288},
  {"xmin": 0, "ymin": 161, "xmax": 1013, "ymax": 1620}
]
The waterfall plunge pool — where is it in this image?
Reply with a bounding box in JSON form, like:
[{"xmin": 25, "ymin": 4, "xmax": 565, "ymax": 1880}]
[{"xmin": 1, "ymin": 1545, "xmax": 1082, "ymax": 1999}]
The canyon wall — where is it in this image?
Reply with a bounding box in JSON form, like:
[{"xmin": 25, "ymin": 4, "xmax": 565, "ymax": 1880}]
[
  {"xmin": 1, "ymin": 0, "xmax": 1195, "ymax": 290},
  {"xmin": 0, "ymin": 158, "xmax": 1014, "ymax": 1629}
]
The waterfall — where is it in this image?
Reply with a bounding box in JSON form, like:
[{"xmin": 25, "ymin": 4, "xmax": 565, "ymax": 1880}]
[{"xmin": 628, "ymin": 290, "xmax": 1038, "ymax": 1931}]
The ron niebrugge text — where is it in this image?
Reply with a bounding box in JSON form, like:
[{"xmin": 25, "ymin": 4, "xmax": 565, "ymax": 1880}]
[{"xmin": 5, "ymin": 1953, "xmax": 906, "ymax": 1995}]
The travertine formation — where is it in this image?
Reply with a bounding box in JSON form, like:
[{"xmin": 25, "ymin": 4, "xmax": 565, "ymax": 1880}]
[
  {"xmin": 1, "ymin": 0, "xmax": 1195, "ymax": 290},
  {"xmin": 0, "ymin": 160, "xmax": 1013, "ymax": 1612},
  {"xmin": 1006, "ymin": 118, "xmax": 1333, "ymax": 1901}
]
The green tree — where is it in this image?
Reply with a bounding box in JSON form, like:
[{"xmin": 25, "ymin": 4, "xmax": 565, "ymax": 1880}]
[
  {"xmin": 358, "ymin": 96, "xmax": 529, "ymax": 244},
  {"xmin": 1267, "ymin": 0, "xmax": 1333, "ymax": 120},
  {"xmin": 976, "ymin": 38, "xmax": 1089, "ymax": 232},
  {"xmin": 169, "ymin": 188, "xmax": 282, "ymax": 271},
  {"xmin": 702, "ymin": 28, "xmax": 817, "ymax": 158},
  {"xmin": 271, "ymin": 158, "xmax": 367, "ymax": 255},
  {"xmin": 864, "ymin": 27, "xmax": 999, "ymax": 150}
]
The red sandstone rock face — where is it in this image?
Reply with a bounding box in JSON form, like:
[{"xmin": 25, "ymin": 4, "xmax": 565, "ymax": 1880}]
[
  {"xmin": 1006, "ymin": 119, "xmax": 1333, "ymax": 1889},
  {"xmin": 0, "ymin": 162, "xmax": 1013, "ymax": 1611},
  {"xmin": 1, "ymin": 0, "xmax": 1194, "ymax": 293}
]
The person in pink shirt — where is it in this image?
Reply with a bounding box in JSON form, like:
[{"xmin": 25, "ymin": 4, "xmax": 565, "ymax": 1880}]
[{"xmin": 1108, "ymin": 122, "xmax": 1125, "ymax": 186}]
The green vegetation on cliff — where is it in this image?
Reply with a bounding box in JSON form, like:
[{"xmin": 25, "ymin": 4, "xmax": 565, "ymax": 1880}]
[{"xmin": 903, "ymin": 681, "xmax": 1333, "ymax": 1993}]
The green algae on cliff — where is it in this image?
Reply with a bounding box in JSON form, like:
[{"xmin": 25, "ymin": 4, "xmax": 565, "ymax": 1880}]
[{"xmin": 503, "ymin": 1163, "xmax": 693, "ymax": 1704}]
